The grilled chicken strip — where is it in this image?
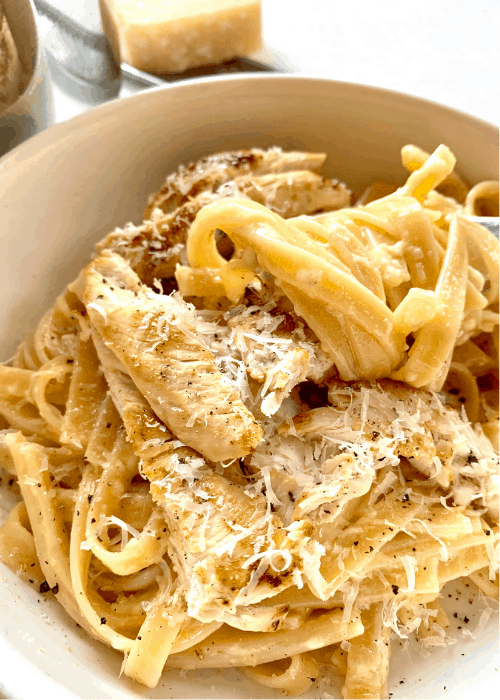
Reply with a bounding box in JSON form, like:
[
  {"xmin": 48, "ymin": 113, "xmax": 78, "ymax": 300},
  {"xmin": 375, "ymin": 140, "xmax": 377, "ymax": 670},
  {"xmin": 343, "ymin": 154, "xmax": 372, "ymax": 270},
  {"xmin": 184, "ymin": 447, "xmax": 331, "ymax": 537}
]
[
  {"xmin": 144, "ymin": 147, "xmax": 329, "ymax": 218},
  {"xmin": 83, "ymin": 251, "xmax": 263, "ymax": 462},
  {"xmin": 226, "ymin": 303, "xmax": 333, "ymax": 385},
  {"xmin": 95, "ymin": 192, "xmax": 215, "ymax": 285},
  {"xmin": 98, "ymin": 163, "xmax": 350, "ymax": 286},
  {"xmin": 90, "ymin": 335, "xmax": 307, "ymax": 623},
  {"xmin": 217, "ymin": 170, "xmax": 350, "ymax": 219}
]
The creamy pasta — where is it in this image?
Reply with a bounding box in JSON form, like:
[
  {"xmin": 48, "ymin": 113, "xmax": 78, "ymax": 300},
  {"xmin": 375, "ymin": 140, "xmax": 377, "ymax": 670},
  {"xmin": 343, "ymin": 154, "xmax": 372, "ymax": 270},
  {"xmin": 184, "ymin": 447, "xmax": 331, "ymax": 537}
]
[{"xmin": 0, "ymin": 144, "xmax": 498, "ymax": 698}]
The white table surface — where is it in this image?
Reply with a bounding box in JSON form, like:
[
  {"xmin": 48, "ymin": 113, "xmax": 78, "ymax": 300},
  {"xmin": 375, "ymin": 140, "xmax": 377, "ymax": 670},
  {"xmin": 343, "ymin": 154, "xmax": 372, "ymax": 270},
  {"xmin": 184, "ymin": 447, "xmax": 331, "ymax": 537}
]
[{"xmin": 51, "ymin": 0, "xmax": 500, "ymax": 127}]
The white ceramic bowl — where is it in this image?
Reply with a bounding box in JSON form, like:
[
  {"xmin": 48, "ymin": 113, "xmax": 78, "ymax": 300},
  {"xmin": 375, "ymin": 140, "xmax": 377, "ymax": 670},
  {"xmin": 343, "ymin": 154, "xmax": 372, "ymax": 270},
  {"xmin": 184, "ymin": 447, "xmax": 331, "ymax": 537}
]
[{"xmin": 0, "ymin": 75, "xmax": 498, "ymax": 699}]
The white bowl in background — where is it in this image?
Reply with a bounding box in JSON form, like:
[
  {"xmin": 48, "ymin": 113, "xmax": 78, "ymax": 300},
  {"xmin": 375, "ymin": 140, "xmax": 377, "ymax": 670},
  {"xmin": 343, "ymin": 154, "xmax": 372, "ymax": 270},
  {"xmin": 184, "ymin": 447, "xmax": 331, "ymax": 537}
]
[{"xmin": 0, "ymin": 74, "xmax": 498, "ymax": 699}]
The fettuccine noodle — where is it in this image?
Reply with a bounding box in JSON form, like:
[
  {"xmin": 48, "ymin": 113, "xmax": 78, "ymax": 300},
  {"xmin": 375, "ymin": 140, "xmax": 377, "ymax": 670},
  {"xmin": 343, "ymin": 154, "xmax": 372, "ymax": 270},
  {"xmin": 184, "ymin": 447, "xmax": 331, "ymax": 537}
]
[{"xmin": 0, "ymin": 144, "xmax": 498, "ymax": 698}]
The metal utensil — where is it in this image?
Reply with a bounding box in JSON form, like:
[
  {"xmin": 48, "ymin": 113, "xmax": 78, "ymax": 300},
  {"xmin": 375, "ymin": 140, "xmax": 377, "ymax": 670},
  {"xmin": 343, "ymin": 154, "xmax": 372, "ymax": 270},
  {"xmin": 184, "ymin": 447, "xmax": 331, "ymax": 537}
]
[
  {"xmin": 33, "ymin": 0, "xmax": 121, "ymax": 101},
  {"xmin": 467, "ymin": 216, "xmax": 499, "ymax": 238}
]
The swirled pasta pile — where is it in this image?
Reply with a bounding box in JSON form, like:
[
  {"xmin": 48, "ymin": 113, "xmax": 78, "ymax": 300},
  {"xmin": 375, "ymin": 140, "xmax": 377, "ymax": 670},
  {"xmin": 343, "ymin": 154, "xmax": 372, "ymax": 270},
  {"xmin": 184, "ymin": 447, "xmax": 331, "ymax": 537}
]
[{"xmin": 0, "ymin": 143, "xmax": 498, "ymax": 698}]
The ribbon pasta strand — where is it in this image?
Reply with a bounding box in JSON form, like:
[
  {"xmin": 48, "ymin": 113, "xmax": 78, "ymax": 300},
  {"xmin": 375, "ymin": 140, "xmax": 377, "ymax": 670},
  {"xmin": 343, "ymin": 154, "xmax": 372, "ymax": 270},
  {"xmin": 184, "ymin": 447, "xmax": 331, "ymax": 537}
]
[{"xmin": 0, "ymin": 143, "xmax": 498, "ymax": 698}]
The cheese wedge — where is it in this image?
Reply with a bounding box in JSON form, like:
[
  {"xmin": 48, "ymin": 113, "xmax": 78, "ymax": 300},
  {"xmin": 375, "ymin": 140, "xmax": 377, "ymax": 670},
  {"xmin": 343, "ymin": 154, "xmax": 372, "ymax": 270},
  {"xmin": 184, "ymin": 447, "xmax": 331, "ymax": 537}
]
[{"xmin": 100, "ymin": 0, "xmax": 262, "ymax": 75}]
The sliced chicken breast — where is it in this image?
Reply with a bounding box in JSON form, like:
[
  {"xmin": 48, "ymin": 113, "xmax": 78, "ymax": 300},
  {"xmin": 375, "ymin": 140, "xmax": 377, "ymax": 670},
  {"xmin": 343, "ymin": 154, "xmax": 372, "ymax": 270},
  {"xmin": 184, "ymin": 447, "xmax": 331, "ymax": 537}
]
[
  {"xmin": 90, "ymin": 336, "xmax": 305, "ymax": 622},
  {"xmin": 83, "ymin": 251, "xmax": 263, "ymax": 462},
  {"xmin": 144, "ymin": 147, "xmax": 328, "ymax": 218},
  {"xmin": 223, "ymin": 171, "xmax": 350, "ymax": 218},
  {"xmin": 98, "ymin": 165, "xmax": 350, "ymax": 286}
]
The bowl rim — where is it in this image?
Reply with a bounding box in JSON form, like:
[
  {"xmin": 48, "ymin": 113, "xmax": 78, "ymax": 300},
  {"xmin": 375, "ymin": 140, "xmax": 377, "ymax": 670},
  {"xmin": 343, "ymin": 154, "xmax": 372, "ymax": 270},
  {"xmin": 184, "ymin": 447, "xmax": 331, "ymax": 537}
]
[{"xmin": 0, "ymin": 72, "xmax": 498, "ymax": 173}]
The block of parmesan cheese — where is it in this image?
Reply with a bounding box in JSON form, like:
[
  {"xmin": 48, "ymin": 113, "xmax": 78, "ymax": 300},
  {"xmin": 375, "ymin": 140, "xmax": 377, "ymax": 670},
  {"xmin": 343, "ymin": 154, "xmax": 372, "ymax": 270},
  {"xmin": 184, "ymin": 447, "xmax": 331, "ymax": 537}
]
[{"xmin": 99, "ymin": 0, "xmax": 262, "ymax": 75}]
